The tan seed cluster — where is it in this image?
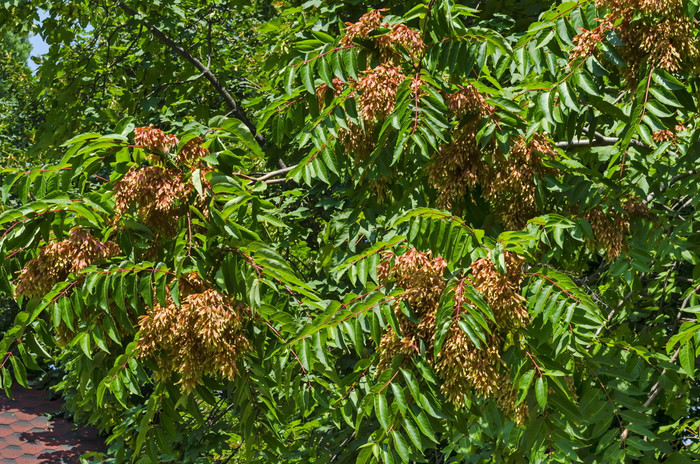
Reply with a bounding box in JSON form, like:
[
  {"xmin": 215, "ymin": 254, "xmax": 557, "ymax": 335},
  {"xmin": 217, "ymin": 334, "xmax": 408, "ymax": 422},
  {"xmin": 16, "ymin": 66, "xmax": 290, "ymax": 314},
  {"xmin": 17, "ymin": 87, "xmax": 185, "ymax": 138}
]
[
  {"xmin": 376, "ymin": 248, "xmax": 529, "ymax": 422},
  {"xmin": 137, "ymin": 285, "xmax": 250, "ymax": 392},
  {"xmin": 113, "ymin": 166, "xmax": 189, "ymax": 233},
  {"xmin": 573, "ymin": 1, "xmax": 700, "ymax": 73},
  {"xmin": 376, "ymin": 248, "xmax": 447, "ymax": 369},
  {"xmin": 584, "ymin": 197, "xmax": 651, "ymax": 260},
  {"xmin": 341, "ymin": 10, "xmax": 424, "ymax": 62},
  {"xmin": 652, "ymin": 129, "xmax": 675, "ymax": 143},
  {"xmin": 429, "ymin": 85, "xmax": 494, "ymax": 209},
  {"xmin": 15, "ymin": 228, "xmax": 120, "ymax": 298},
  {"xmin": 484, "ymin": 135, "xmax": 559, "ymax": 229},
  {"xmin": 431, "ymin": 97, "xmax": 558, "ymax": 228},
  {"xmin": 134, "ymin": 125, "xmax": 179, "ymax": 153},
  {"xmin": 357, "ymin": 65, "xmax": 406, "ymax": 122},
  {"xmin": 471, "ymin": 252, "xmax": 528, "ymax": 329},
  {"xmin": 569, "ymin": 17, "xmax": 615, "ymax": 64},
  {"xmin": 177, "ymin": 137, "xmax": 209, "ymax": 167},
  {"xmin": 340, "ymin": 9, "xmax": 384, "ymax": 47},
  {"xmin": 332, "ymin": 10, "xmax": 424, "ymax": 162}
]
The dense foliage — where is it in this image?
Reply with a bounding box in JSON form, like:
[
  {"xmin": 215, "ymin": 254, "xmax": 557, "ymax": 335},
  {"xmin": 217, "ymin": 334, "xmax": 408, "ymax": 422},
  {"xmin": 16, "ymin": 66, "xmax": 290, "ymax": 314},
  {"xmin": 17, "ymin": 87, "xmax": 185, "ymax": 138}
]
[{"xmin": 1, "ymin": 0, "xmax": 700, "ymax": 462}]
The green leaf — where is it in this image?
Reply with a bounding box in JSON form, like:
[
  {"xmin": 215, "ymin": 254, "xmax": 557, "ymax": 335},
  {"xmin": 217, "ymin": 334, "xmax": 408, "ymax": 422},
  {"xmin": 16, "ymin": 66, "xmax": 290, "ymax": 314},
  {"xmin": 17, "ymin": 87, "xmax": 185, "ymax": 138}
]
[
  {"xmin": 680, "ymin": 341, "xmax": 695, "ymax": 379},
  {"xmin": 392, "ymin": 430, "xmax": 411, "ymax": 462},
  {"xmin": 535, "ymin": 376, "xmax": 547, "ymax": 409},
  {"xmin": 9, "ymin": 356, "xmax": 28, "ymax": 388},
  {"xmin": 376, "ymin": 393, "xmax": 391, "ymax": 431}
]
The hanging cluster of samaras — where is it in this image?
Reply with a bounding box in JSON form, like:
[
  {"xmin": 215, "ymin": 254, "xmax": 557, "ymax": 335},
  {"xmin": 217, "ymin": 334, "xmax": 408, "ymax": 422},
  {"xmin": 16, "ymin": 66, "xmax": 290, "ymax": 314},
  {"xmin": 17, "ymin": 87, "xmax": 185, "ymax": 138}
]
[
  {"xmin": 377, "ymin": 248, "xmax": 529, "ymax": 423},
  {"xmin": 571, "ymin": 0, "xmax": 700, "ymax": 73},
  {"xmin": 12, "ymin": 125, "xmax": 251, "ymax": 392}
]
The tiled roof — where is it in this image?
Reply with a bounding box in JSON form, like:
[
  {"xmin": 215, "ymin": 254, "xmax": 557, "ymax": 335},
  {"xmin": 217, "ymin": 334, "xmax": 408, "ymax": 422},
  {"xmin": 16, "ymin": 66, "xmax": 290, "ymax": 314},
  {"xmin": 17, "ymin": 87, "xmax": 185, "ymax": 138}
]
[{"xmin": 0, "ymin": 387, "xmax": 106, "ymax": 463}]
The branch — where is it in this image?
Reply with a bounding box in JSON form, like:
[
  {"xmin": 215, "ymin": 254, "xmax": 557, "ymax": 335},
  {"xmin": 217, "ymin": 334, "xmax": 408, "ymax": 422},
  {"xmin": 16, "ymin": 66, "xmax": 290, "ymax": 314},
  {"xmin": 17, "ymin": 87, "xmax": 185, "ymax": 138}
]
[
  {"xmin": 232, "ymin": 165, "xmax": 297, "ymax": 184},
  {"xmin": 555, "ymin": 132, "xmax": 648, "ymax": 150},
  {"xmin": 115, "ymin": 1, "xmax": 262, "ymax": 144}
]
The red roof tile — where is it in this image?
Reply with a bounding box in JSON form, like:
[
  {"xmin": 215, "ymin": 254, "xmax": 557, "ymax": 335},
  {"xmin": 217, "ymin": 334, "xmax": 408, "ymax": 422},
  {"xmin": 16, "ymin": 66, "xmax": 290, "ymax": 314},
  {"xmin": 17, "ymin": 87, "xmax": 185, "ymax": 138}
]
[{"xmin": 0, "ymin": 387, "xmax": 107, "ymax": 462}]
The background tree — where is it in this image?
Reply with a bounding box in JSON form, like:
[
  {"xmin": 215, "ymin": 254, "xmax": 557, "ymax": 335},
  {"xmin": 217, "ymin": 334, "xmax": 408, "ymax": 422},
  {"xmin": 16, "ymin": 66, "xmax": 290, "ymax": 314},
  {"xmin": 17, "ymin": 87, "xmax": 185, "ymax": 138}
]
[{"xmin": 0, "ymin": 1, "xmax": 700, "ymax": 463}]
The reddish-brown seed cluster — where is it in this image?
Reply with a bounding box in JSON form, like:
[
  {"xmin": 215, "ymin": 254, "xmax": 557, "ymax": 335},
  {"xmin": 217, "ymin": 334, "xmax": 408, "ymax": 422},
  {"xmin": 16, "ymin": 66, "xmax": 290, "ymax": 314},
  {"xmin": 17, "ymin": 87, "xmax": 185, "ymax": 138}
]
[
  {"xmin": 15, "ymin": 228, "xmax": 120, "ymax": 298},
  {"xmin": 569, "ymin": 17, "xmax": 615, "ymax": 64},
  {"xmin": 431, "ymin": 93, "xmax": 558, "ymax": 228},
  {"xmin": 585, "ymin": 197, "xmax": 651, "ymax": 260},
  {"xmin": 483, "ymin": 135, "xmax": 559, "ymax": 229},
  {"xmin": 177, "ymin": 137, "xmax": 209, "ymax": 167},
  {"xmin": 434, "ymin": 326, "xmax": 502, "ymax": 405},
  {"xmin": 357, "ymin": 65, "xmax": 406, "ymax": 122},
  {"xmin": 340, "ymin": 10, "xmax": 424, "ymax": 62},
  {"xmin": 113, "ymin": 166, "xmax": 189, "ymax": 233},
  {"xmin": 584, "ymin": 207, "xmax": 628, "ymax": 260},
  {"xmin": 340, "ymin": 9, "xmax": 385, "ymax": 47},
  {"xmin": 376, "ymin": 23, "xmax": 426, "ymax": 62},
  {"xmin": 137, "ymin": 284, "xmax": 251, "ymax": 392},
  {"xmin": 377, "ymin": 248, "xmax": 529, "ymax": 422},
  {"xmin": 471, "ymin": 252, "xmax": 528, "ymax": 329},
  {"xmin": 134, "ymin": 125, "xmax": 179, "ymax": 153},
  {"xmin": 573, "ymin": 0, "xmax": 700, "ymax": 72},
  {"xmin": 376, "ymin": 248, "xmax": 447, "ymax": 369},
  {"xmin": 652, "ymin": 129, "xmax": 675, "ymax": 143},
  {"xmin": 429, "ymin": 85, "xmax": 494, "ymax": 209},
  {"xmin": 331, "ymin": 10, "xmax": 424, "ymax": 161}
]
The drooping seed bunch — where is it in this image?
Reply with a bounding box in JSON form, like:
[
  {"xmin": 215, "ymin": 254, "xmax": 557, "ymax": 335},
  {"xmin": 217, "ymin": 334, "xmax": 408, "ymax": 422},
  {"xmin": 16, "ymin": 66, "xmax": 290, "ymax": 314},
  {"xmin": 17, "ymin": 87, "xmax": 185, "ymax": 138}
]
[
  {"xmin": 585, "ymin": 197, "xmax": 650, "ymax": 260},
  {"xmin": 483, "ymin": 135, "xmax": 559, "ymax": 229},
  {"xmin": 113, "ymin": 166, "xmax": 189, "ymax": 233},
  {"xmin": 15, "ymin": 227, "xmax": 120, "ymax": 298},
  {"xmin": 377, "ymin": 248, "xmax": 447, "ymax": 368},
  {"xmin": 340, "ymin": 9, "xmax": 385, "ymax": 47},
  {"xmin": 332, "ymin": 10, "xmax": 424, "ymax": 160},
  {"xmin": 176, "ymin": 137, "xmax": 209, "ymax": 167},
  {"xmin": 572, "ymin": 0, "xmax": 700, "ymax": 73},
  {"xmin": 569, "ymin": 17, "xmax": 615, "ymax": 64},
  {"xmin": 134, "ymin": 125, "xmax": 179, "ymax": 153},
  {"xmin": 471, "ymin": 252, "xmax": 528, "ymax": 329},
  {"xmin": 356, "ymin": 65, "xmax": 406, "ymax": 122},
  {"xmin": 429, "ymin": 85, "xmax": 495, "ymax": 209},
  {"xmin": 377, "ymin": 248, "xmax": 529, "ymax": 422},
  {"xmin": 376, "ymin": 23, "xmax": 426, "ymax": 62},
  {"xmin": 137, "ymin": 282, "xmax": 251, "ymax": 392},
  {"xmin": 431, "ymin": 90, "xmax": 558, "ymax": 227},
  {"xmin": 340, "ymin": 9, "xmax": 425, "ymax": 63},
  {"xmin": 434, "ymin": 325, "xmax": 502, "ymax": 407}
]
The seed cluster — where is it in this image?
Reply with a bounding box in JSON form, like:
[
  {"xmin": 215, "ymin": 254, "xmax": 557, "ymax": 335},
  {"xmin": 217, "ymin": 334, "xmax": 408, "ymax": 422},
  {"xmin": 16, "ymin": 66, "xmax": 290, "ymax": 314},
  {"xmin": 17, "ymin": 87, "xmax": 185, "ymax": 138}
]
[
  {"xmin": 137, "ymin": 279, "xmax": 251, "ymax": 392},
  {"xmin": 429, "ymin": 85, "xmax": 494, "ymax": 208},
  {"xmin": 331, "ymin": 10, "xmax": 424, "ymax": 160},
  {"xmin": 134, "ymin": 125, "xmax": 179, "ymax": 153},
  {"xmin": 377, "ymin": 248, "xmax": 529, "ymax": 422},
  {"xmin": 357, "ymin": 65, "xmax": 406, "ymax": 122},
  {"xmin": 177, "ymin": 137, "xmax": 209, "ymax": 167},
  {"xmin": 471, "ymin": 252, "xmax": 528, "ymax": 329},
  {"xmin": 572, "ymin": 0, "xmax": 700, "ymax": 73},
  {"xmin": 484, "ymin": 135, "xmax": 559, "ymax": 229},
  {"xmin": 113, "ymin": 166, "xmax": 189, "ymax": 233},
  {"xmin": 585, "ymin": 197, "xmax": 650, "ymax": 260},
  {"xmin": 341, "ymin": 10, "xmax": 425, "ymax": 63},
  {"xmin": 15, "ymin": 228, "xmax": 120, "ymax": 298},
  {"xmin": 376, "ymin": 248, "xmax": 446, "ymax": 368},
  {"xmin": 430, "ymin": 87, "xmax": 558, "ymax": 228}
]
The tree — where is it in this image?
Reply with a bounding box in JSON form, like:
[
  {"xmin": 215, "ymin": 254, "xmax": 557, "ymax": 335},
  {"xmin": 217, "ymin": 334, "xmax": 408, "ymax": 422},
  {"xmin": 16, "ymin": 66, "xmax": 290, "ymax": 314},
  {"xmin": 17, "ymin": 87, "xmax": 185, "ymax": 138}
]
[
  {"xmin": 0, "ymin": 31, "xmax": 41, "ymax": 167},
  {"xmin": 0, "ymin": 0, "xmax": 700, "ymax": 462}
]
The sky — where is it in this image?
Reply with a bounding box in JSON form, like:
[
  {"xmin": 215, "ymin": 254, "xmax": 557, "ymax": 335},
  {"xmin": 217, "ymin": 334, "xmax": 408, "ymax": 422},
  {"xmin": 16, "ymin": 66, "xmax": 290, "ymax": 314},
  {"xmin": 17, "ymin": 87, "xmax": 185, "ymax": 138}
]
[
  {"xmin": 27, "ymin": 10, "xmax": 50, "ymax": 71},
  {"xmin": 28, "ymin": 33, "xmax": 49, "ymax": 70}
]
